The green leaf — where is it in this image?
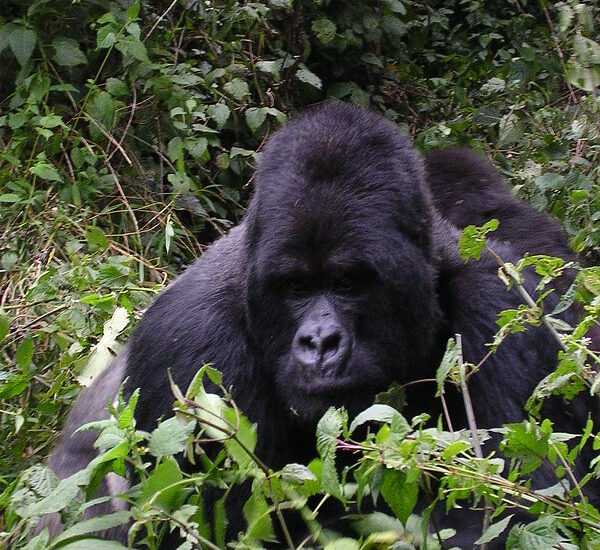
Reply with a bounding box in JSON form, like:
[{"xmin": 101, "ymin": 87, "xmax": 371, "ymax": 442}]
[
  {"xmin": 380, "ymin": 468, "xmax": 418, "ymax": 525},
  {"xmin": 382, "ymin": 0, "xmax": 406, "ymax": 14},
  {"xmin": 85, "ymin": 225, "xmax": 110, "ymax": 252},
  {"xmin": 52, "ymin": 511, "xmax": 131, "ymax": 544},
  {"xmin": 498, "ymin": 113, "xmax": 523, "ymax": 146},
  {"xmin": 38, "ymin": 114, "xmax": 66, "ymax": 129},
  {"xmin": 52, "ymin": 38, "xmax": 86, "ymax": 67},
  {"xmin": 458, "ymin": 219, "xmax": 499, "ymax": 261},
  {"xmin": 15, "ymin": 337, "xmax": 34, "ymax": 370},
  {"xmin": 106, "ymin": 78, "xmax": 129, "ymax": 97},
  {"xmin": 58, "ymin": 540, "xmax": 127, "ymax": 549},
  {"xmin": 312, "ymin": 18, "xmax": 337, "ymax": 45},
  {"xmin": 0, "ymin": 313, "xmax": 9, "ymax": 341},
  {"xmin": 440, "ymin": 440, "xmax": 471, "ymax": 461},
  {"xmin": 0, "ymin": 194, "xmax": 21, "ymax": 203},
  {"xmin": 25, "ymin": 469, "xmax": 91, "ymax": 517},
  {"xmin": 185, "ymin": 137, "xmax": 208, "ymax": 160},
  {"xmin": 245, "ymin": 107, "xmax": 268, "ymax": 133},
  {"xmin": 349, "ymin": 404, "xmax": 407, "ymax": 433},
  {"xmin": 281, "ymin": 463, "xmax": 318, "ymax": 483},
  {"xmin": 0, "ymin": 23, "xmax": 16, "ymax": 53},
  {"xmin": 29, "ymin": 162, "xmax": 63, "ymax": 182},
  {"xmin": 138, "ymin": 457, "xmax": 185, "ymax": 512},
  {"xmin": 167, "ymin": 136, "xmax": 184, "ymax": 165},
  {"xmin": 296, "ymin": 65, "xmax": 322, "ymax": 90},
  {"xmin": 207, "ymin": 103, "xmax": 231, "ymax": 129},
  {"xmin": 255, "ymin": 60, "xmax": 280, "ymax": 78},
  {"xmin": 535, "ymin": 173, "xmax": 565, "ymax": 191},
  {"xmin": 224, "ymin": 78, "xmax": 250, "ymax": 101},
  {"xmin": 481, "ymin": 77, "xmax": 506, "ymax": 93},
  {"xmin": 324, "ymin": 539, "xmax": 360, "ymax": 550},
  {"xmin": 243, "ymin": 490, "xmax": 274, "ymax": 542},
  {"xmin": 148, "ymin": 417, "xmax": 195, "ymax": 458},
  {"xmin": 223, "ymin": 407, "xmax": 257, "ymax": 470},
  {"xmin": 9, "ymin": 26, "xmax": 36, "ymax": 66},
  {"xmin": 127, "ymin": 0, "xmax": 140, "ymax": 21},
  {"xmin": 316, "ymin": 407, "xmax": 344, "ymax": 499},
  {"xmin": 475, "ymin": 515, "xmax": 514, "ymax": 545},
  {"xmin": 506, "ymin": 515, "xmax": 566, "ymax": 549},
  {"xmin": 436, "ymin": 338, "xmax": 459, "ymax": 396}
]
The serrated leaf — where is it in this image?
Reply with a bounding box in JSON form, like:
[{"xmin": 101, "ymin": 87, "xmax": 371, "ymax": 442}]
[
  {"xmin": 281, "ymin": 463, "xmax": 318, "ymax": 483},
  {"xmin": 25, "ymin": 469, "xmax": 90, "ymax": 517},
  {"xmin": 148, "ymin": 417, "xmax": 195, "ymax": 458},
  {"xmin": 243, "ymin": 490, "xmax": 274, "ymax": 542},
  {"xmin": 223, "ymin": 407, "xmax": 257, "ymax": 470},
  {"xmin": 9, "ymin": 27, "xmax": 36, "ymax": 66},
  {"xmin": 52, "ymin": 37, "xmax": 86, "ymax": 67},
  {"xmin": 436, "ymin": 338, "xmax": 459, "ymax": 396},
  {"xmin": 458, "ymin": 219, "xmax": 499, "ymax": 261},
  {"xmin": 382, "ymin": 0, "xmax": 406, "ymax": 14},
  {"xmin": 312, "ymin": 18, "xmax": 336, "ymax": 45},
  {"xmin": 475, "ymin": 515, "xmax": 514, "ymax": 545},
  {"xmin": 380, "ymin": 468, "xmax": 418, "ymax": 525},
  {"xmin": 127, "ymin": 0, "xmax": 140, "ymax": 21},
  {"xmin": 138, "ymin": 457, "xmax": 185, "ymax": 512},
  {"xmin": 85, "ymin": 225, "xmax": 110, "ymax": 251},
  {"xmin": 481, "ymin": 77, "xmax": 506, "ymax": 93},
  {"xmin": 255, "ymin": 60, "xmax": 280, "ymax": 78},
  {"xmin": 440, "ymin": 440, "xmax": 471, "ymax": 461},
  {"xmin": 316, "ymin": 408, "xmax": 344, "ymax": 499}
]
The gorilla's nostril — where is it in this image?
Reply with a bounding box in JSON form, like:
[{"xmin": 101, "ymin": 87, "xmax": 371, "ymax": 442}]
[
  {"xmin": 299, "ymin": 334, "xmax": 315, "ymax": 350},
  {"xmin": 320, "ymin": 332, "xmax": 341, "ymax": 359}
]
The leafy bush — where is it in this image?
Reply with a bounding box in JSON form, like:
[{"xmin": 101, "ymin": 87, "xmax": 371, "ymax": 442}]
[{"xmin": 1, "ymin": 0, "xmax": 600, "ymax": 548}]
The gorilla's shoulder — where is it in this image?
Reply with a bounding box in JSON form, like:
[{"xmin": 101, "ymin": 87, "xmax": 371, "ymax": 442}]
[{"xmin": 123, "ymin": 224, "xmax": 253, "ymax": 424}]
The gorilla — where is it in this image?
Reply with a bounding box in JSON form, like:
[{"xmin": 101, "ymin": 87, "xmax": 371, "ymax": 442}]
[
  {"xmin": 44, "ymin": 102, "xmax": 596, "ymax": 548},
  {"xmin": 426, "ymin": 148, "xmax": 579, "ymax": 292}
]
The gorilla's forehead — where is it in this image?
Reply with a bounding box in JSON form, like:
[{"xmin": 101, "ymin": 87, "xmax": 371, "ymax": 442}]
[{"xmin": 253, "ymin": 194, "xmax": 408, "ymax": 279}]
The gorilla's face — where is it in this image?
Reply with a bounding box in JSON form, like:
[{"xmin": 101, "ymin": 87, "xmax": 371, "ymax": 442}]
[{"xmin": 245, "ymin": 104, "xmax": 444, "ymax": 426}]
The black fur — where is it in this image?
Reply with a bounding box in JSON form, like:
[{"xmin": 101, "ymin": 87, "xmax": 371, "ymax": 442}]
[{"xmin": 46, "ymin": 104, "xmax": 596, "ymax": 548}]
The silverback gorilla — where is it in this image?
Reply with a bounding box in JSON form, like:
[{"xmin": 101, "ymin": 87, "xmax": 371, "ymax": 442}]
[{"xmin": 46, "ymin": 103, "xmax": 596, "ymax": 548}]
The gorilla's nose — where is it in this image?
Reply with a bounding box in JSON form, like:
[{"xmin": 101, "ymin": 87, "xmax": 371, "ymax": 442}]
[{"xmin": 293, "ymin": 320, "xmax": 350, "ymax": 372}]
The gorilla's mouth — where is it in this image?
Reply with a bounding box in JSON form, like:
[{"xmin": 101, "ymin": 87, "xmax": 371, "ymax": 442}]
[{"xmin": 294, "ymin": 374, "xmax": 367, "ymax": 395}]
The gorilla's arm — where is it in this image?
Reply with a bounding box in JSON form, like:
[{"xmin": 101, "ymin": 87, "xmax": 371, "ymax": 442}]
[{"xmin": 47, "ymin": 353, "xmax": 126, "ymax": 478}]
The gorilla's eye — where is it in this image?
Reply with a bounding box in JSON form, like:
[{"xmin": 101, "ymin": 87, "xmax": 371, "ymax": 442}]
[
  {"xmin": 286, "ymin": 278, "xmax": 309, "ymax": 295},
  {"xmin": 334, "ymin": 274, "xmax": 359, "ymax": 294}
]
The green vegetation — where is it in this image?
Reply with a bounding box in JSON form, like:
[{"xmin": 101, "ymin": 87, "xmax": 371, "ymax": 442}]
[{"xmin": 1, "ymin": 0, "xmax": 600, "ymax": 548}]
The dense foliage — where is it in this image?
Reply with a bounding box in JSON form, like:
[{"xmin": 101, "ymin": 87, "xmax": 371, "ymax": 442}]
[{"xmin": 1, "ymin": 0, "xmax": 600, "ymax": 548}]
